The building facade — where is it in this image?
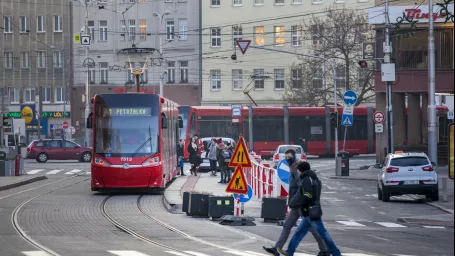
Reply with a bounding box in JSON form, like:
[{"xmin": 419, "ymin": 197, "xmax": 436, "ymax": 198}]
[
  {"xmin": 201, "ymin": 0, "xmax": 376, "ymax": 106},
  {"xmin": 71, "ymin": 0, "xmax": 201, "ymax": 141},
  {"xmin": 369, "ymin": 1, "xmax": 454, "ymax": 162},
  {"xmin": 1, "ymin": 0, "xmax": 71, "ymax": 142}
]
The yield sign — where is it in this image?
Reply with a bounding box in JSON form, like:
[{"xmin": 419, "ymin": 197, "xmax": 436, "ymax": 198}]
[
  {"xmin": 229, "ymin": 136, "xmax": 252, "ymax": 168},
  {"xmin": 236, "ymin": 40, "xmax": 251, "ymax": 54},
  {"xmin": 226, "ymin": 165, "xmax": 248, "ymax": 195}
]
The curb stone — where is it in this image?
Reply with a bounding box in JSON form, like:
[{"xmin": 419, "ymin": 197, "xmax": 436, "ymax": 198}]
[
  {"xmin": 397, "ymin": 216, "xmax": 454, "ymax": 227},
  {"xmin": 163, "ymin": 174, "xmax": 200, "ymax": 214},
  {"xmin": 0, "ymin": 176, "xmax": 48, "ymax": 191},
  {"xmin": 328, "ymin": 176, "xmax": 376, "ymax": 181},
  {"xmin": 407, "ymin": 194, "xmax": 454, "ymax": 214}
]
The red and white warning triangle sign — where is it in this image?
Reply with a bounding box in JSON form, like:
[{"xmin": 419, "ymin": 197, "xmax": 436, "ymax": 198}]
[{"xmin": 236, "ymin": 40, "xmax": 251, "ymax": 54}]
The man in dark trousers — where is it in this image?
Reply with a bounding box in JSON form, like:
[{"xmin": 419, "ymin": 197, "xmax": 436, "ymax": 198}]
[{"xmin": 263, "ymin": 149, "xmax": 329, "ymax": 256}]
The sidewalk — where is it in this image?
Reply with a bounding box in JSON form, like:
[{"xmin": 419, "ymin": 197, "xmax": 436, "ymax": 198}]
[
  {"xmin": 0, "ymin": 175, "xmax": 48, "ymax": 191},
  {"xmin": 328, "ymin": 166, "xmax": 379, "ymax": 181}
]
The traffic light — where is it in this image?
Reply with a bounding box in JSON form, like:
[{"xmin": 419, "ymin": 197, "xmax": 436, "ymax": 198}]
[
  {"xmin": 358, "ymin": 60, "xmax": 368, "ymax": 69},
  {"xmin": 2, "ymin": 114, "xmax": 9, "ymax": 126},
  {"xmin": 330, "ymin": 112, "xmax": 338, "ymax": 128}
]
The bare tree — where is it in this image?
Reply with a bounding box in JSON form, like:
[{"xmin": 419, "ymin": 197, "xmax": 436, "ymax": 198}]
[{"xmin": 283, "ymin": 7, "xmax": 375, "ymax": 106}]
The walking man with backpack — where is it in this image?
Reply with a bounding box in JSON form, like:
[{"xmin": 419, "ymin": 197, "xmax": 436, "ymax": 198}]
[
  {"xmin": 216, "ymin": 138, "xmax": 231, "ymax": 184},
  {"xmin": 263, "ymin": 149, "xmax": 329, "ymax": 256},
  {"xmin": 282, "ymin": 161, "xmax": 341, "ymax": 256}
]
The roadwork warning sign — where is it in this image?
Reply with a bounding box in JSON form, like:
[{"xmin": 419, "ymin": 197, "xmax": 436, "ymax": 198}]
[
  {"xmin": 228, "ymin": 136, "xmax": 252, "ymax": 168},
  {"xmin": 225, "ymin": 165, "xmax": 248, "ymax": 195}
]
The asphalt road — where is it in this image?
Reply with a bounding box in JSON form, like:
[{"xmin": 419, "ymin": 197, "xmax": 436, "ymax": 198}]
[{"xmin": 0, "ymin": 158, "xmax": 452, "ymax": 256}]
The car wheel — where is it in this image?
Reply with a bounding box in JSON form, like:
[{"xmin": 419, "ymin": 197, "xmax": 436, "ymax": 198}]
[
  {"xmin": 81, "ymin": 152, "xmax": 92, "ymax": 162},
  {"xmin": 430, "ymin": 189, "xmax": 439, "ymax": 201},
  {"xmin": 381, "ymin": 184, "xmax": 390, "ymax": 202},
  {"xmin": 377, "ymin": 185, "xmax": 383, "ymax": 200},
  {"xmin": 36, "ymin": 153, "xmax": 48, "ymax": 163}
]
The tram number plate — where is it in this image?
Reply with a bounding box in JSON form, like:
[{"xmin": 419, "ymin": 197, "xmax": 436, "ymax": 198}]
[{"xmin": 121, "ymin": 157, "xmax": 132, "ymax": 162}]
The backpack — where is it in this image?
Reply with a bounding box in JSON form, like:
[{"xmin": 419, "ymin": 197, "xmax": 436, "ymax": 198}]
[{"xmin": 222, "ymin": 148, "xmax": 232, "ymax": 162}]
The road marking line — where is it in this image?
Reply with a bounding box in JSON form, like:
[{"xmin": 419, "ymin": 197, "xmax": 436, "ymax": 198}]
[
  {"xmin": 22, "ymin": 252, "xmax": 51, "ymax": 256},
  {"xmin": 26, "ymin": 169, "xmax": 44, "ymax": 174},
  {"xmin": 164, "ymin": 252, "xmax": 188, "ymax": 256},
  {"xmin": 108, "ymin": 251, "xmax": 150, "ymax": 256},
  {"xmin": 343, "ymin": 254, "xmax": 377, "ymax": 256},
  {"xmin": 423, "ymin": 226, "xmax": 446, "ymax": 229},
  {"xmin": 65, "ymin": 169, "xmax": 83, "ymax": 174},
  {"xmin": 336, "ymin": 221, "xmax": 366, "ymax": 227},
  {"xmin": 184, "ymin": 251, "xmax": 211, "ymax": 256},
  {"xmin": 294, "ymin": 253, "xmax": 315, "ymax": 256},
  {"xmin": 375, "ymin": 222, "xmax": 407, "ymax": 228},
  {"xmin": 244, "ymin": 251, "xmax": 269, "ymax": 256},
  {"xmin": 45, "ymin": 170, "xmax": 63, "ymax": 175},
  {"xmin": 225, "ymin": 251, "xmax": 260, "ymax": 256}
]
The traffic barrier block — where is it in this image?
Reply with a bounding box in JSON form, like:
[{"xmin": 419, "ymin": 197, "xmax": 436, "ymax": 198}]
[{"xmin": 218, "ymin": 215, "xmax": 256, "ymax": 226}]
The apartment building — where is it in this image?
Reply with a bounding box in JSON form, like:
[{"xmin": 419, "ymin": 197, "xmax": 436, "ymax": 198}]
[
  {"xmin": 201, "ymin": 0, "xmax": 375, "ymax": 106},
  {"xmin": 71, "ymin": 0, "xmax": 201, "ymax": 140},
  {"xmin": 1, "ymin": 0, "xmax": 71, "ymax": 140}
]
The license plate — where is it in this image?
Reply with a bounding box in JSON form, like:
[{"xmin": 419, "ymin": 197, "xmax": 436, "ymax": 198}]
[{"xmin": 404, "ymin": 180, "xmax": 419, "ymax": 185}]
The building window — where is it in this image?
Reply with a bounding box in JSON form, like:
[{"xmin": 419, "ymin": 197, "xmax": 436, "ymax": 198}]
[
  {"xmin": 275, "ymin": 0, "xmax": 285, "ymax": 5},
  {"xmin": 37, "ymin": 51, "xmax": 46, "ymax": 68},
  {"xmin": 24, "ymin": 88, "xmax": 36, "ymax": 103},
  {"xmin": 37, "ymin": 16, "xmax": 45, "ymax": 32},
  {"xmin": 291, "ymin": 25, "xmax": 303, "ymax": 47},
  {"xmin": 211, "ymin": 0, "xmax": 221, "ymax": 7},
  {"xmin": 4, "ymin": 52, "xmax": 13, "ymax": 69},
  {"xmin": 211, "ymin": 70, "xmax": 221, "ymax": 90},
  {"xmin": 167, "ymin": 61, "xmax": 175, "ymax": 83},
  {"xmin": 129, "ymin": 19, "xmax": 136, "ymax": 41},
  {"xmin": 99, "ymin": 20, "xmax": 108, "ymax": 41},
  {"xmin": 3, "ymin": 16, "xmax": 12, "ymax": 33},
  {"xmin": 89, "ymin": 67, "xmax": 96, "ymax": 84},
  {"xmin": 88, "ymin": 20, "xmax": 95, "ymax": 40},
  {"xmin": 233, "ymin": 25, "xmax": 243, "ymax": 47},
  {"xmin": 139, "ymin": 19, "xmax": 147, "ymax": 41},
  {"xmin": 53, "ymin": 15, "xmax": 62, "ymax": 32},
  {"xmin": 211, "ymin": 27, "xmax": 221, "ymax": 47},
  {"xmin": 335, "ymin": 66, "xmax": 346, "ymax": 89},
  {"xmin": 179, "ymin": 19, "xmax": 188, "ymax": 40},
  {"xmin": 292, "ymin": 69, "xmax": 302, "ymax": 89},
  {"xmin": 20, "ymin": 16, "xmax": 29, "ymax": 33},
  {"xmin": 180, "ymin": 61, "xmax": 188, "ymax": 83},
  {"xmin": 232, "ymin": 69, "xmax": 243, "ymax": 90},
  {"xmin": 274, "ymin": 26, "xmax": 285, "ymax": 46},
  {"xmin": 254, "ymin": 0, "xmax": 264, "ymax": 5},
  {"xmin": 233, "ymin": 0, "xmax": 242, "ymax": 6},
  {"xmin": 254, "ymin": 69, "xmax": 265, "ymax": 89},
  {"xmin": 100, "ymin": 62, "xmax": 109, "ymax": 84},
  {"xmin": 313, "ymin": 68, "xmax": 323, "ymax": 88},
  {"xmin": 121, "ymin": 20, "xmax": 126, "ymax": 41},
  {"xmin": 139, "ymin": 62, "xmax": 148, "ymax": 84},
  {"xmin": 42, "ymin": 87, "xmax": 51, "ymax": 103},
  {"xmin": 274, "ymin": 69, "xmax": 285, "ymax": 90},
  {"xmin": 292, "ymin": 0, "xmax": 302, "ymax": 4},
  {"xmin": 9, "ymin": 88, "xmax": 20, "ymax": 104},
  {"xmin": 21, "ymin": 52, "xmax": 29, "ymax": 69},
  {"xmin": 55, "ymin": 87, "xmax": 66, "ymax": 103},
  {"xmin": 53, "ymin": 51, "xmax": 63, "ymax": 68},
  {"xmin": 166, "ymin": 20, "xmax": 175, "ymax": 41},
  {"xmin": 255, "ymin": 26, "xmax": 264, "ymax": 46}
]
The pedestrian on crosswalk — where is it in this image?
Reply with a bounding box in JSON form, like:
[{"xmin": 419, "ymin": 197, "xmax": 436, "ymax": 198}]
[
  {"xmin": 263, "ymin": 149, "xmax": 329, "ymax": 256},
  {"xmin": 282, "ymin": 161, "xmax": 341, "ymax": 256}
]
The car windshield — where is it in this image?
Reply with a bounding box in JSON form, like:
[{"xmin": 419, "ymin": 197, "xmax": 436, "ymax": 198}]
[
  {"xmin": 390, "ymin": 157, "xmax": 430, "ymax": 167},
  {"xmin": 278, "ymin": 146, "xmax": 302, "ymax": 154},
  {"xmin": 94, "ymin": 94, "xmax": 160, "ymax": 157}
]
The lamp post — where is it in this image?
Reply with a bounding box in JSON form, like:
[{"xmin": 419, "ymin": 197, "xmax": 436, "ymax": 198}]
[{"xmin": 152, "ymin": 12, "xmax": 170, "ymax": 96}]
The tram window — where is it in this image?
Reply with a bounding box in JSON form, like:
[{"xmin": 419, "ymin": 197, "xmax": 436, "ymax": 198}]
[{"xmin": 253, "ymin": 116, "xmax": 284, "ymax": 142}]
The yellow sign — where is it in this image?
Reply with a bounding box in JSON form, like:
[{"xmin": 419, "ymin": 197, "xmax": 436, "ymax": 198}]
[
  {"xmin": 21, "ymin": 106, "xmax": 34, "ymax": 125},
  {"xmin": 74, "ymin": 33, "xmax": 80, "ymax": 43},
  {"xmin": 449, "ymin": 124, "xmax": 454, "ymax": 180},
  {"xmin": 225, "ymin": 165, "xmax": 248, "ymax": 195},
  {"xmin": 228, "ymin": 136, "xmax": 252, "ymax": 168}
]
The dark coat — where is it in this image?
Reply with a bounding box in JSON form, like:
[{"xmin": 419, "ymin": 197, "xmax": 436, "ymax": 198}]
[
  {"xmin": 188, "ymin": 142, "xmax": 202, "ymax": 165},
  {"xmin": 288, "ymin": 160, "xmax": 303, "ymax": 199}
]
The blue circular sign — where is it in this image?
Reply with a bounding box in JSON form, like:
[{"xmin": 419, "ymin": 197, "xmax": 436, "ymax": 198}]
[
  {"xmin": 343, "ymin": 90, "xmax": 358, "ymax": 105},
  {"xmin": 277, "ymin": 159, "xmax": 290, "ymax": 184},
  {"xmin": 233, "ymin": 184, "xmax": 253, "ymax": 203}
]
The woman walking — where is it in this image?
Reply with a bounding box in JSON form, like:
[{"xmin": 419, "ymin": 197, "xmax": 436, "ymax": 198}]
[{"xmin": 188, "ymin": 134, "xmax": 202, "ymax": 176}]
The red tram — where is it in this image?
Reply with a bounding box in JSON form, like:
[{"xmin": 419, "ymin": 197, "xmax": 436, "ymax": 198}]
[
  {"xmin": 179, "ymin": 105, "xmax": 450, "ymax": 158},
  {"xmin": 87, "ymin": 93, "xmax": 182, "ymax": 192}
]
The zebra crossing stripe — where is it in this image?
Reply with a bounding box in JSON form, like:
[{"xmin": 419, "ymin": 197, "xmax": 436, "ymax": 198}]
[
  {"xmin": 65, "ymin": 169, "xmax": 83, "ymax": 175},
  {"xmin": 45, "ymin": 170, "xmax": 63, "ymax": 175},
  {"xmin": 22, "ymin": 252, "xmax": 51, "ymax": 256},
  {"xmin": 224, "ymin": 251, "xmax": 261, "ymax": 256},
  {"xmin": 108, "ymin": 251, "xmax": 151, "ymax": 256},
  {"xmin": 26, "ymin": 169, "xmax": 44, "ymax": 174},
  {"xmin": 184, "ymin": 251, "xmax": 211, "ymax": 256},
  {"xmin": 164, "ymin": 252, "xmax": 188, "ymax": 256},
  {"xmin": 375, "ymin": 222, "xmax": 407, "ymax": 228},
  {"xmin": 336, "ymin": 221, "xmax": 366, "ymax": 227},
  {"xmin": 243, "ymin": 251, "xmax": 269, "ymax": 256},
  {"xmin": 423, "ymin": 226, "xmax": 446, "ymax": 229}
]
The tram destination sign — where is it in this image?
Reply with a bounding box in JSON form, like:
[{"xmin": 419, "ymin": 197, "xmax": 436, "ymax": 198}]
[{"xmin": 105, "ymin": 108, "xmax": 152, "ymax": 116}]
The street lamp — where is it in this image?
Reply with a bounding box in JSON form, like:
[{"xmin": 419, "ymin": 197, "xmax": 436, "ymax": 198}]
[{"xmin": 152, "ymin": 11, "xmax": 170, "ymax": 96}]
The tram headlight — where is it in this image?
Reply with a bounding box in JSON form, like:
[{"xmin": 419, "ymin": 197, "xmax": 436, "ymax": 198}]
[
  {"xmin": 94, "ymin": 157, "xmax": 111, "ymax": 167},
  {"xmin": 142, "ymin": 156, "xmax": 161, "ymax": 167}
]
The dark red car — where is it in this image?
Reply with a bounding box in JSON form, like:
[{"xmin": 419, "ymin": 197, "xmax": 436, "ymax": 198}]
[{"xmin": 27, "ymin": 139, "xmax": 92, "ymax": 163}]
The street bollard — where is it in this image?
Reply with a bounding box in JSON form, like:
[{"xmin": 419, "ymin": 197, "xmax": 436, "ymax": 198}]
[
  {"xmin": 15, "ymin": 154, "xmax": 21, "ymax": 176},
  {"xmin": 335, "ymin": 157, "xmax": 342, "ymax": 176},
  {"xmin": 442, "ymin": 177, "xmax": 448, "ymax": 202}
]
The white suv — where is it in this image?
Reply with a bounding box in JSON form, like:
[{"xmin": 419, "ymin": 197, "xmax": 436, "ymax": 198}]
[
  {"xmin": 272, "ymin": 145, "xmax": 307, "ymax": 169},
  {"xmin": 375, "ymin": 152, "xmax": 438, "ymax": 202}
]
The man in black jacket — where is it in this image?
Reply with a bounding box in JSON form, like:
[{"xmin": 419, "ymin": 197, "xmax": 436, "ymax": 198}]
[
  {"xmin": 263, "ymin": 149, "xmax": 329, "ymax": 256},
  {"xmin": 283, "ymin": 161, "xmax": 341, "ymax": 256}
]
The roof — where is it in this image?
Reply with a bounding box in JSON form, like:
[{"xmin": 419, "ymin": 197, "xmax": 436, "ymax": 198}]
[
  {"xmin": 389, "ymin": 152, "xmax": 428, "ymax": 158},
  {"xmin": 277, "ymin": 145, "xmax": 303, "ymax": 148}
]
